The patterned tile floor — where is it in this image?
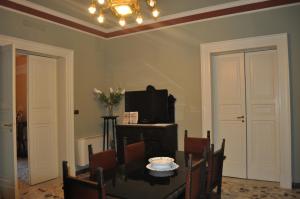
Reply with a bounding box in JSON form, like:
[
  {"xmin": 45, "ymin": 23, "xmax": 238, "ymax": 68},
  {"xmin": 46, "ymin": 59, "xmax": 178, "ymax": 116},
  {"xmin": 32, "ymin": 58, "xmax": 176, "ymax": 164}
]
[{"xmin": 18, "ymin": 159, "xmax": 300, "ymax": 199}]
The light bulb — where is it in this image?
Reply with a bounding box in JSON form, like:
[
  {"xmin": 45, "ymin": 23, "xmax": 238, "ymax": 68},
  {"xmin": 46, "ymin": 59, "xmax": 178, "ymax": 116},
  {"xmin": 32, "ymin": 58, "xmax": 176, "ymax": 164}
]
[
  {"xmin": 119, "ymin": 18, "xmax": 126, "ymax": 27},
  {"xmin": 152, "ymin": 8, "xmax": 159, "ymax": 18},
  {"xmin": 114, "ymin": 5, "xmax": 132, "ymax": 16},
  {"xmin": 97, "ymin": 13, "xmax": 104, "ymax": 23},
  {"xmin": 98, "ymin": 0, "xmax": 105, "ymax": 5},
  {"xmin": 88, "ymin": 3, "xmax": 96, "ymax": 14},
  {"xmin": 136, "ymin": 15, "xmax": 143, "ymax": 24},
  {"xmin": 148, "ymin": 0, "xmax": 155, "ymax": 7}
]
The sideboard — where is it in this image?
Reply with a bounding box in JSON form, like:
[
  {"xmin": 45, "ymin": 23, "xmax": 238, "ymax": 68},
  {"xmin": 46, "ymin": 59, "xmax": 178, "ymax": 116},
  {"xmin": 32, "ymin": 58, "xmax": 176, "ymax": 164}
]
[{"xmin": 116, "ymin": 123, "xmax": 178, "ymax": 163}]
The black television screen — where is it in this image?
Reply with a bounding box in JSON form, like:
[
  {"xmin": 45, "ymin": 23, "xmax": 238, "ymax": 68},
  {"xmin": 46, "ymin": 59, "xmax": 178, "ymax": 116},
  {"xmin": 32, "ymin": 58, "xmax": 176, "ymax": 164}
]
[{"xmin": 125, "ymin": 89, "xmax": 169, "ymax": 124}]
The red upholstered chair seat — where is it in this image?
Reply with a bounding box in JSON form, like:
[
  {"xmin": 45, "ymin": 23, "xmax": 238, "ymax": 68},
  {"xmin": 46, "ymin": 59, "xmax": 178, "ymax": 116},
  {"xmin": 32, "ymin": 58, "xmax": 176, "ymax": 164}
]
[
  {"xmin": 124, "ymin": 141, "xmax": 145, "ymax": 164},
  {"xmin": 184, "ymin": 130, "xmax": 210, "ymax": 158},
  {"xmin": 88, "ymin": 145, "xmax": 117, "ymax": 180}
]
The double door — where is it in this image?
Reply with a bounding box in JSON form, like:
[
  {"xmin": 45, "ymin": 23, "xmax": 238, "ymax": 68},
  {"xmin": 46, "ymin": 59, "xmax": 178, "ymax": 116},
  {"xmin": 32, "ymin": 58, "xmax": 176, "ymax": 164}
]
[{"xmin": 212, "ymin": 50, "xmax": 279, "ymax": 181}]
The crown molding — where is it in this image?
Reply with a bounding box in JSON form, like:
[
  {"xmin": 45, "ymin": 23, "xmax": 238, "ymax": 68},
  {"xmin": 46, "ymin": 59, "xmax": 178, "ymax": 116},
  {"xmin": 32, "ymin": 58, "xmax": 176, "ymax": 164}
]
[
  {"xmin": 106, "ymin": 0, "xmax": 266, "ymax": 32},
  {"xmin": 0, "ymin": 0, "xmax": 299, "ymax": 39},
  {"xmin": 0, "ymin": 0, "xmax": 108, "ymax": 38}
]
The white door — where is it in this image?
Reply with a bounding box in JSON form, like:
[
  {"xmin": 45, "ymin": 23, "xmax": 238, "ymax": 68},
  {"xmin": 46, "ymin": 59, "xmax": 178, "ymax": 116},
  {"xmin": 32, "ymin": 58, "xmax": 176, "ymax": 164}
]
[
  {"xmin": 212, "ymin": 50, "xmax": 279, "ymax": 182},
  {"xmin": 245, "ymin": 50, "xmax": 279, "ymax": 181},
  {"xmin": 212, "ymin": 53, "xmax": 247, "ymax": 178},
  {"xmin": 28, "ymin": 55, "xmax": 58, "ymax": 185},
  {"xmin": 0, "ymin": 45, "xmax": 17, "ymax": 198}
]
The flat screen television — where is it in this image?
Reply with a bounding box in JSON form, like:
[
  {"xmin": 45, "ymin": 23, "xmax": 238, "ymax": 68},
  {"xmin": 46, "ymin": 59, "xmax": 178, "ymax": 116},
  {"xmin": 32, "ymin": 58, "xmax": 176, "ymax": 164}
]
[{"xmin": 125, "ymin": 88, "xmax": 169, "ymax": 124}]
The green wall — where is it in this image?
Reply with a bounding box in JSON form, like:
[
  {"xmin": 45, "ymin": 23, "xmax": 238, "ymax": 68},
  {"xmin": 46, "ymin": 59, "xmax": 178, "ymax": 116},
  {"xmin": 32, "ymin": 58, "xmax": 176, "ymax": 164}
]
[
  {"xmin": 0, "ymin": 8, "xmax": 107, "ymax": 139},
  {"xmin": 104, "ymin": 5, "xmax": 300, "ymax": 182}
]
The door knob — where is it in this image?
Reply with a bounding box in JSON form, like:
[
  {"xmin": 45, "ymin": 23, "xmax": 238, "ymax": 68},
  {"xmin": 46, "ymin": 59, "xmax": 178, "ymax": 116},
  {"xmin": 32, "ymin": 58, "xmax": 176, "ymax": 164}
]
[
  {"xmin": 237, "ymin": 116, "xmax": 245, "ymax": 119},
  {"xmin": 3, "ymin": 123, "xmax": 13, "ymax": 127}
]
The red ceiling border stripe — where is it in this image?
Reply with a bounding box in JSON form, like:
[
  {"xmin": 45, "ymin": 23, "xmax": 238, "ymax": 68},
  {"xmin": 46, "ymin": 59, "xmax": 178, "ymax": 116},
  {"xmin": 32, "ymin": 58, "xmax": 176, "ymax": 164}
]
[
  {"xmin": 0, "ymin": 0, "xmax": 108, "ymax": 38},
  {"xmin": 0, "ymin": 0, "xmax": 299, "ymax": 38}
]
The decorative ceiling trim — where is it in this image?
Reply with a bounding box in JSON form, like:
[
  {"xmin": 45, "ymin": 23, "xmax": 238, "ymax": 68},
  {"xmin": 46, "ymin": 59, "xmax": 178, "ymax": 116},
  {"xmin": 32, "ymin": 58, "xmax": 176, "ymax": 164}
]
[
  {"xmin": 0, "ymin": 0, "xmax": 108, "ymax": 37},
  {"xmin": 107, "ymin": 0, "xmax": 300, "ymax": 38},
  {"xmin": 0, "ymin": 0, "xmax": 299, "ymax": 39}
]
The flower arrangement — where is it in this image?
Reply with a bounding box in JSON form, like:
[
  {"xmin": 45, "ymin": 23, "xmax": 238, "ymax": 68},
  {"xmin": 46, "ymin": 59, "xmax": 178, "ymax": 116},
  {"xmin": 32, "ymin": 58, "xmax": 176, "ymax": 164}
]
[{"xmin": 94, "ymin": 87, "xmax": 125, "ymax": 116}]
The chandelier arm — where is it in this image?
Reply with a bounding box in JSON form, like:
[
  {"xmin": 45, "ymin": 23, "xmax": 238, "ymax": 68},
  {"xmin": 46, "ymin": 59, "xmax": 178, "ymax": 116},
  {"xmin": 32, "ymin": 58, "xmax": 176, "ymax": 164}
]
[{"xmin": 89, "ymin": 0, "xmax": 159, "ymax": 26}]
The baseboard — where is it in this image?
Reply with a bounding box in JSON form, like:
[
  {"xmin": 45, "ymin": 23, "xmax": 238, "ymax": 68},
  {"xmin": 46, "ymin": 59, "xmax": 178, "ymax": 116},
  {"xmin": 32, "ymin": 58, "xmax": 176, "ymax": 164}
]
[{"xmin": 292, "ymin": 182, "xmax": 300, "ymax": 189}]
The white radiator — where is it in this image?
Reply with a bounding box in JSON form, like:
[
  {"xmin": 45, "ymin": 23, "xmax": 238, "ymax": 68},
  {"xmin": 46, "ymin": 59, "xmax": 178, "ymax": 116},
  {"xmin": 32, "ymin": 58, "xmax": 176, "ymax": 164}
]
[{"xmin": 76, "ymin": 135, "xmax": 103, "ymax": 167}]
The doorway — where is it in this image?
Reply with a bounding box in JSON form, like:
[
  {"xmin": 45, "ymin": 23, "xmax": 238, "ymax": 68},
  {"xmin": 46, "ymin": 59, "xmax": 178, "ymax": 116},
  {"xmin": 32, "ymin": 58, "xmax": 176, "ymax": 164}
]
[
  {"xmin": 200, "ymin": 34, "xmax": 292, "ymax": 188},
  {"xmin": 16, "ymin": 53, "xmax": 59, "ymax": 192},
  {"xmin": 212, "ymin": 49, "xmax": 280, "ymax": 182},
  {"xmin": 0, "ymin": 34, "xmax": 75, "ymax": 199},
  {"xmin": 16, "ymin": 54, "xmax": 29, "ymax": 189}
]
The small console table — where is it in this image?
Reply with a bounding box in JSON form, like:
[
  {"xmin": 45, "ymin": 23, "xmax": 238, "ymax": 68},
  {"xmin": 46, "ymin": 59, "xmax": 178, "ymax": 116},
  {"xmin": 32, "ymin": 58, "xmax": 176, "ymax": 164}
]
[{"xmin": 101, "ymin": 116, "xmax": 118, "ymax": 151}]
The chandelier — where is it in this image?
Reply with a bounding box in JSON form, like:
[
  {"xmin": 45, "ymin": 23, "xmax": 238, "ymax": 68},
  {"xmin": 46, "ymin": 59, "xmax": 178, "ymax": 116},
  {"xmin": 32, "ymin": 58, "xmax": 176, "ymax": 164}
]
[{"xmin": 88, "ymin": 0, "xmax": 159, "ymax": 27}]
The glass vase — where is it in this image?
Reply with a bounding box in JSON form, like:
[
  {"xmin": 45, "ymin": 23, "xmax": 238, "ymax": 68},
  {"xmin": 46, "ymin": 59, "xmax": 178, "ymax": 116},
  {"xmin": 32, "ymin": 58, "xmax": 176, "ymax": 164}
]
[{"xmin": 107, "ymin": 104, "xmax": 114, "ymax": 116}]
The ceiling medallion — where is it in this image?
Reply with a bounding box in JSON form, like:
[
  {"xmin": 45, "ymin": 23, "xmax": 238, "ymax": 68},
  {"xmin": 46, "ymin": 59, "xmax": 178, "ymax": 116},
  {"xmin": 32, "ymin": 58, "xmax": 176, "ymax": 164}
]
[{"xmin": 88, "ymin": 0, "xmax": 159, "ymax": 27}]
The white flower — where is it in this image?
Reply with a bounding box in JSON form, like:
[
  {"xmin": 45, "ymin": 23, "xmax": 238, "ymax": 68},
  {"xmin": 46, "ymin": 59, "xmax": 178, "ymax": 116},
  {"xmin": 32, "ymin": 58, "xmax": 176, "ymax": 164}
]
[
  {"xmin": 93, "ymin": 88, "xmax": 102, "ymax": 94},
  {"xmin": 110, "ymin": 87, "xmax": 113, "ymax": 93},
  {"xmin": 121, "ymin": 89, "xmax": 126, "ymax": 94}
]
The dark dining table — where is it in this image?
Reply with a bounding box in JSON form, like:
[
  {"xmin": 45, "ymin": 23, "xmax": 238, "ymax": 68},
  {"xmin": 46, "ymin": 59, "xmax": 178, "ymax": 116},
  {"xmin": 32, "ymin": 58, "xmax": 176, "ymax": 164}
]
[{"xmin": 104, "ymin": 151, "xmax": 189, "ymax": 199}]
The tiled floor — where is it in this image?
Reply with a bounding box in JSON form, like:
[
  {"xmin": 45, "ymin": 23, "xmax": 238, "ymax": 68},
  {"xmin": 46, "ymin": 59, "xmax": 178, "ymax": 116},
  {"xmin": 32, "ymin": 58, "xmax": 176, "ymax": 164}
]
[
  {"xmin": 17, "ymin": 159, "xmax": 300, "ymax": 198},
  {"xmin": 18, "ymin": 158, "xmax": 28, "ymax": 183},
  {"xmin": 18, "ymin": 158, "xmax": 63, "ymax": 199},
  {"xmin": 18, "ymin": 177, "xmax": 300, "ymax": 199}
]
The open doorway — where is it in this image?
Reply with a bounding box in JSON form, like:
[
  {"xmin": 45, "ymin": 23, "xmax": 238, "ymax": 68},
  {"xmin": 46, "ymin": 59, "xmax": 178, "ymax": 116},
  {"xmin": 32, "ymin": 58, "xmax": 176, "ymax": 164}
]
[
  {"xmin": 0, "ymin": 35, "xmax": 75, "ymax": 198},
  {"xmin": 16, "ymin": 53, "xmax": 60, "ymax": 195},
  {"xmin": 16, "ymin": 54, "xmax": 29, "ymax": 190}
]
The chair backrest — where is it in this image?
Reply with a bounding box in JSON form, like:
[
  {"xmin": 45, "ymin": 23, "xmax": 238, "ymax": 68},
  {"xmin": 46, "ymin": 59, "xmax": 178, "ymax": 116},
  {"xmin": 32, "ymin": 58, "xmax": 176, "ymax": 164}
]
[
  {"xmin": 206, "ymin": 139, "xmax": 226, "ymax": 195},
  {"xmin": 184, "ymin": 130, "xmax": 210, "ymax": 158},
  {"xmin": 185, "ymin": 154, "xmax": 207, "ymax": 199},
  {"xmin": 88, "ymin": 145, "xmax": 117, "ymax": 180},
  {"xmin": 124, "ymin": 136, "xmax": 145, "ymax": 164},
  {"xmin": 63, "ymin": 161, "xmax": 106, "ymax": 199}
]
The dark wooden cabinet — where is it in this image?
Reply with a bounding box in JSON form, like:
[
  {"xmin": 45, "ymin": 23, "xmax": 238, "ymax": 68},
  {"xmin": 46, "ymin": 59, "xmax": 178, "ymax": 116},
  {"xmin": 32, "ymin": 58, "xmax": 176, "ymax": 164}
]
[{"xmin": 116, "ymin": 124, "xmax": 178, "ymax": 163}]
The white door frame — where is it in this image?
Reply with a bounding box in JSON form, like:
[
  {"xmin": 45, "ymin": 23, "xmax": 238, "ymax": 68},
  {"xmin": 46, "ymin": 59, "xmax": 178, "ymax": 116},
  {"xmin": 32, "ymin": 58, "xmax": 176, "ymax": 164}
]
[
  {"xmin": 200, "ymin": 33, "xmax": 291, "ymax": 189},
  {"xmin": 0, "ymin": 34, "xmax": 75, "ymax": 177}
]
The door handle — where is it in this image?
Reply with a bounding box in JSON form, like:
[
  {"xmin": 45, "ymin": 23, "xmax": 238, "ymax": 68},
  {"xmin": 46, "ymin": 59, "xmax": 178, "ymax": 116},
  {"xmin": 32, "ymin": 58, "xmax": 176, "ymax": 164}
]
[
  {"xmin": 236, "ymin": 116, "xmax": 245, "ymax": 119},
  {"xmin": 3, "ymin": 123, "xmax": 13, "ymax": 127}
]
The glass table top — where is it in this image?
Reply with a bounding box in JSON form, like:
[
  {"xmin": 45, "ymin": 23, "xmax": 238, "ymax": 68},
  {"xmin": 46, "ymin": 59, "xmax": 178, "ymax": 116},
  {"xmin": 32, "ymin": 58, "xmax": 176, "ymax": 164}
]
[{"xmin": 105, "ymin": 151, "xmax": 189, "ymax": 199}]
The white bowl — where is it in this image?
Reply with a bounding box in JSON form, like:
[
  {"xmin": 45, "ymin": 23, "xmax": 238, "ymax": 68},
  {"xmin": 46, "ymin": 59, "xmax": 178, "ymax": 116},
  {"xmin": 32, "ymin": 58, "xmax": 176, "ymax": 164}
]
[
  {"xmin": 148, "ymin": 157, "xmax": 174, "ymax": 169},
  {"xmin": 146, "ymin": 162, "xmax": 179, "ymax": 172}
]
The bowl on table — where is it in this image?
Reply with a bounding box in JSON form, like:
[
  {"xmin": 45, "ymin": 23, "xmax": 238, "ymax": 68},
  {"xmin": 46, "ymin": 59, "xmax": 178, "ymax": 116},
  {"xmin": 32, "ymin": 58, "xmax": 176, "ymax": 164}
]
[{"xmin": 148, "ymin": 157, "xmax": 175, "ymax": 170}]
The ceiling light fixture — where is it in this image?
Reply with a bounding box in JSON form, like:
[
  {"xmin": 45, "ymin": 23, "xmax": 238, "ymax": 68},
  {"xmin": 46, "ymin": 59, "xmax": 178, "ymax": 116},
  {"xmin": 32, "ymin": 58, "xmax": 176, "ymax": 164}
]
[
  {"xmin": 152, "ymin": 7, "xmax": 159, "ymax": 18},
  {"xmin": 136, "ymin": 14, "xmax": 143, "ymax": 24},
  {"xmin": 88, "ymin": 0, "xmax": 159, "ymax": 27},
  {"xmin": 119, "ymin": 17, "xmax": 126, "ymax": 26},
  {"xmin": 97, "ymin": 11, "xmax": 105, "ymax": 23}
]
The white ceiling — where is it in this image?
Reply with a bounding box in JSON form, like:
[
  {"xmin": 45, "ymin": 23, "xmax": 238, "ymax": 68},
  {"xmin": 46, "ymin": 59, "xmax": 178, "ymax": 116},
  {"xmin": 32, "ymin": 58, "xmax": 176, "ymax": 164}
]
[{"xmin": 26, "ymin": 0, "xmax": 238, "ymax": 30}]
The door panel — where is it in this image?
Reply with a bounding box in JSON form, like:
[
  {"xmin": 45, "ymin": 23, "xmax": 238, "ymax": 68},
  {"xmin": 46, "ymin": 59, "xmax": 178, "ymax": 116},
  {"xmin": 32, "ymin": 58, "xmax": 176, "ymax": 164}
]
[
  {"xmin": 212, "ymin": 53, "xmax": 247, "ymax": 178},
  {"xmin": 28, "ymin": 55, "xmax": 58, "ymax": 185},
  {"xmin": 0, "ymin": 45, "xmax": 17, "ymax": 198},
  {"xmin": 246, "ymin": 50, "xmax": 279, "ymax": 181}
]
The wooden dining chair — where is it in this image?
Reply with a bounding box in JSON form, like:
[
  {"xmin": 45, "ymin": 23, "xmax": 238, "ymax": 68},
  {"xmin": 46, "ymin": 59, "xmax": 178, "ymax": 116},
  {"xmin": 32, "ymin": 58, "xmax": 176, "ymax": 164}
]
[
  {"xmin": 206, "ymin": 139, "xmax": 226, "ymax": 199},
  {"xmin": 88, "ymin": 145, "xmax": 117, "ymax": 180},
  {"xmin": 184, "ymin": 130, "xmax": 210, "ymax": 159},
  {"xmin": 185, "ymin": 154, "xmax": 207, "ymax": 199},
  {"xmin": 63, "ymin": 161, "xmax": 106, "ymax": 199},
  {"xmin": 123, "ymin": 136, "xmax": 145, "ymax": 164}
]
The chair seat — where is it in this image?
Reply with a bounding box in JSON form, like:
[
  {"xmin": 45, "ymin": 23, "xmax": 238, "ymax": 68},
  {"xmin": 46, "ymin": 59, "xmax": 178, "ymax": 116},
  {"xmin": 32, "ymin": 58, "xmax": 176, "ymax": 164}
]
[{"xmin": 88, "ymin": 145, "xmax": 117, "ymax": 180}]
